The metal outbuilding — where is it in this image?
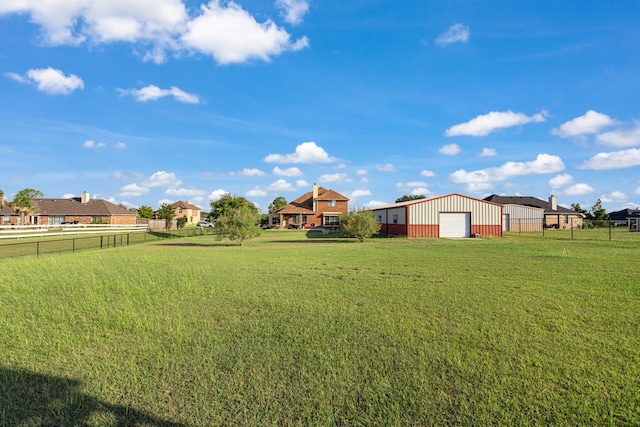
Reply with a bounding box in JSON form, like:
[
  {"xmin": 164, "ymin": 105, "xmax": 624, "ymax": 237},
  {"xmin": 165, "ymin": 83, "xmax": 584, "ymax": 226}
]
[{"xmin": 371, "ymin": 194, "xmax": 503, "ymax": 238}]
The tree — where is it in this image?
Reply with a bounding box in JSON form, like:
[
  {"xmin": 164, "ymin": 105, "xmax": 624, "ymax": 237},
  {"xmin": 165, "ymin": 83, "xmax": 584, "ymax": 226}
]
[
  {"xmin": 12, "ymin": 188, "xmax": 43, "ymax": 225},
  {"xmin": 176, "ymin": 216, "xmax": 188, "ymax": 230},
  {"xmin": 339, "ymin": 208, "xmax": 381, "ymax": 243},
  {"xmin": 570, "ymin": 203, "xmax": 588, "ymax": 215},
  {"xmin": 210, "ymin": 194, "xmax": 258, "ymax": 220},
  {"xmin": 590, "ymin": 199, "xmax": 608, "ymax": 222},
  {"xmin": 0, "ymin": 188, "xmax": 4, "ymax": 205},
  {"xmin": 138, "ymin": 205, "xmax": 154, "ymax": 219},
  {"xmin": 157, "ymin": 203, "xmax": 176, "ymax": 230},
  {"xmin": 395, "ymin": 194, "xmax": 426, "ymax": 203},
  {"xmin": 213, "ymin": 197, "xmax": 261, "ymax": 246},
  {"xmin": 268, "ymin": 196, "xmax": 287, "ymax": 213}
]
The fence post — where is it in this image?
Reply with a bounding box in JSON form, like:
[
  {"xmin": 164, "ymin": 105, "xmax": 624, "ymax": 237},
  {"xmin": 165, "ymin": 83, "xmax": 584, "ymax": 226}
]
[
  {"xmin": 100, "ymin": 235, "xmax": 103, "ymax": 249},
  {"xmin": 609, "ymin": 219, "xmax": 612, "ymax": 241},
  {"xmin": 571, "ymin": 217, "xmax": 574, "ymax": 239},
  {"xmin": 73, "ymin": 238, "xmax": 76, "ymax": 253},
  {"xmin": 36, "ymin": 241, "xmax": 39, "ymax": 258}
]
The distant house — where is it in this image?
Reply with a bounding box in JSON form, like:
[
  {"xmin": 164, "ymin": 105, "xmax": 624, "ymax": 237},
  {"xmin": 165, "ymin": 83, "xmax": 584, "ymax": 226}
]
[
  {"xmin": 170, "ymin": 201, "xmax": 201, "ymax": 225},
  {"xmin": 371, "ymin": 193, "xmax": 503, "ymax": 238},
  {"xmin": 484, "ymin": 194, "xmax": 584, "ymax": 229},
  {"xmin": 1, "ymin": 192, "xmax": 136, "ymax": 225},
  {"xmin": 627, "ymin": 212, "xmax": 640, "ymax": 232},
  {"xmin": 272, "ymin": 184, "xmax": 349, "ymax": 229},
  {"xmin": 608, "ymin": 208, "xmax": 640, "ymax": 226}
]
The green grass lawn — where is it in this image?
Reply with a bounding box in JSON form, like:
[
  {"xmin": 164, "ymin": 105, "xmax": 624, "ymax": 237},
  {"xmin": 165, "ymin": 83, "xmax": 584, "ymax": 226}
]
[{"xmin": 1, "ymin": 231, "xmax": 638, "ymax": 426}]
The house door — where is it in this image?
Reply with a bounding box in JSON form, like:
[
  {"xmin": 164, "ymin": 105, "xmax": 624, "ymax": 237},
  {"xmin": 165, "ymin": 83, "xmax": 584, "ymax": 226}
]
[{"xmin": 503, "ymin": 214, "xmax": 510, "ymax": 231}]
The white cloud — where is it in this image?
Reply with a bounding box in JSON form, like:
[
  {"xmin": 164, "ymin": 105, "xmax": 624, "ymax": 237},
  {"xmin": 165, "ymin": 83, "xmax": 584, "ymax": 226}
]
[
  {"xmin": 264, "ymin": 141, "xmax": 336, "ymax": 164},
  {"xmin": 319, "ymin": 173, "xmax": 352, "ymax": 183},
  {"xmin": 410, "ymin": 187, "xmax": 431, "ymax": 196},
  {"xmin": 119, "ymin": 84, "xmax": 200, "ymax": 104},
  {"xmin": 420, "ymin": 170, "xmax": 436, "ymax": 177},
  {"xmin": 601, "ymin": 191, "xmax": 627, "ymax": 203},
  {"xmin": 356, "ymin": 169, "xmax": 368, "ymax": 176},
  {"xmin": 396, "ymin": 181, "xmax": 428, "ymax": 190},
  {"xmin": 596, "ymin": 120, "xmax": 640, "ymax": 148},
  {"xmin": 113, "ymin": 142, "xmax": 127, "ymax": 149},
  {"xmin": 268, "ymin": 179, "xmax": 296, "ymax": 191},
  {"xmin": 0, "ymin": 1, "xmax": 307, "ymax": 65},
  {"xmin": 450, "ymin": 154, "xmax": 565, "ymax": 185},
  {"xmin": 549, "ymin": 173, "xmax": 573, "ymax": 189},
  {"xmin": 635, "ymin": 187, "xmax": 640, "ymax": 195},
  {"xmin": 435, "ymin": 23, "xmax": 469, "ymax": 46},
  {"xmin": 208, "ymin": 189, "xmax": 228, "ymax": 201},
  {"xmin": 348, "ymin": 189, "xmax": 372, "ymax": 199},
  {"xmin": 439, "ymin": 143, "xmax": 461, "ymax": 156},
  {"xmin": 119, "ymin": 183, "xmax": 149, "ymax": 197},
  {"xmin": 562, "ymin": 183, "xmax": 595, "ymax": 196},
  {"xmin": 296, "ymin": 180, "xmax": 308, "ymax": 187},
  {"xmin": 446, "ymin": 110, "xmax": 547, "ymax": 137},
  {"xmin": 465, "ymin": 183, "xmax": 495, "ymax": 193},
  {"xmin": 165, "ymin": 188, "xmax": 206, "ymax": 197},
  {"xmin": 478, "ymin": 148, "xmax": 496, "ymax": 157},
  {"xmin": 145, "ymin": 171, "xmax": 182, "ymax": 188},
  {"xmin": 182, "ymin": 1, "xmax": 308, "ymax": 65},
  {"xmin": 276, "ymin": 0, "xmax": 309, "ymax": 25},
  {"xmin": 83, "ymin": 140, "xmax": 106, "ymax": 148},
  {"xmin": 8, "ymin": 67, "xmax": 85, "ymax": 95},
  {"xmin": 240, "ymin": 168, "xmax": 266, "ymax": 177},
  {"xmin": 376, "ymin": 163, "xmax": 396, "ymax": 172},
  {"xmin": 552, "ymin": 110, "xmax": 615, "ymax": 138},
  {"xmin": 273, "ymin": 166, "xmax": 303, "ymax": 177},
  {"xmin": 246, "ymin": 188, "xmax": 267, "ymax": 197},
  {"xmin": 364, "ymin": 200, "xmax": 389, "ymax": 209},
  {"xmin": 578, "ymin": 148, "xmax": 640, "ymax": 170}
]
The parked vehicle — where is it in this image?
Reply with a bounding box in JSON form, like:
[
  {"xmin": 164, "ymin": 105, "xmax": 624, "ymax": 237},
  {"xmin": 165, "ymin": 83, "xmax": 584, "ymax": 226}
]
[{"xmin": 197, "ymin": 221, "xmax": 214, "ymax": 228}]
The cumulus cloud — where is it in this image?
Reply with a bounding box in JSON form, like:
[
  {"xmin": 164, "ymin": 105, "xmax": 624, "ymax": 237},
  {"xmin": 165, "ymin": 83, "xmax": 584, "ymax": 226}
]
[
  {"xmin": 551, "ymin": 110, "xmax": 615, "ymax": 138},
  {"xmin": 435, "ymin": 23, "xmax": 469, "ymax": 46},
  {"xmin": 319, "ymin": 173, "xmax": 352, "ymax": 183},
  {"xmin": 113, "ymin": 142, "xmax": 127, "ymax": 149},
  {"xmin": 548, "ymin": 173, "xmax": 573, "ymax": 189},
  {"xmin": 208, "ymin": 189, "xmax": 228, "ymax": 201},
  {"xmin": 182, "ymin": 1, "xmax": 308, "ymax": 64},
  {"xmin": 356, "ymin": 169, "xmax": 368, "ymax": 176},
  {"xmin": 450, "ymin": 154, "xmax": 565, "ymax": 188},
  {"xmin": 145, "ymin": 171, "xmax": 182, "ymax": 188},
  {"xmin": 439, "ymin": 143, "xmax": 461, "ymax": 156},
  {"xmin": 268, "ymin": 179, "xmax": 296, "ymax": 191},
  {"xmin": 273, "ymin": 166, "xmax": 303, "ymax": 177},
  {"xmin": 239, "ymin": 168, "xmax": 266, "ymax": 177},
  {"xmin": 420, "ymin": 170, "xmax": 436, "ymax": 177},
  {"xmin": 478, "ymin": 148, "xmax": 497, "ymax": 157},
  {"xmin": 246, "ymin": 188, "xmax": 267, "ymax": 197},
  {"xmin": 296, "ymin": 180, "xmax": 308, "ymax": 187},
  {"xmin": 276, "ymin": 0, "xmax": 309, "ymax": 25},
  {"xmin": 446, "ymin": 110, "xmax": 547, "ymax": 137},
  {"xmin": 596, "ymin": 120, "xmax": 640, "ymax": 148},
  {"xmin": 348, "ymin": 189, "xmax": 372, "ymax": 199},
  {"xmin": 601, "ymin": 191, "xmax": 627, "ymax": 203},
  {"xmin": 83, "ymin": 140, "xmax": 106, "ymax": 148},
  {"xmin": 562, "ymin": 183, "xmax": 595, "ymax": 196},
  {"xmin": 0, "ymin": 0, "xmax": 307, "ymax": 65},
  {"xmin": 7, "ymin": 67, "xmax": 84, "ymax": 95},
  {"xmin": 118, "ymin": 84, "xmax": 200, "ymax": 104},
  {"xmin": 578, "ymin": 148, "xmax": 640, "ymax": 170},
  {"xmin": 376, "ymin": 163, "xmax": 396, "ymax": 172},
  {"xmin": 264, "ymin": 142, "xmax": 336, "ymax": 164},
  {"xmin": 119, "ymin": 183, "xmax": 149, "ymax": 197},
  {"xmin": 165, "ymin": 188, "xmax": 206, "ymax": 197}
]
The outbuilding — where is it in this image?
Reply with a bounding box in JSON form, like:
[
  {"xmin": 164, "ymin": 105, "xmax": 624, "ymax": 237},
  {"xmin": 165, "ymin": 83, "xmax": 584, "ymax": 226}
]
[{"xmin": 371, "ymin": 193, "xmax": 503, "ymax": 238}]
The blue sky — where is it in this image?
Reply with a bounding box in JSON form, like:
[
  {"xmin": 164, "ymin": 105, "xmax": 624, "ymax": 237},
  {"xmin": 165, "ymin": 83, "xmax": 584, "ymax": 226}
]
[{"xmin": 1, "ymin": 1, "xmax": 639, "ymax": 213}]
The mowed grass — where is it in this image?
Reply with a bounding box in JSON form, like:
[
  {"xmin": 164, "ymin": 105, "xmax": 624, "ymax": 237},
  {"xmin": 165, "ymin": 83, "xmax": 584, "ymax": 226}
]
[{"xmin": 0, "ymin": 231, "xmax": 638, "ymax": 426}]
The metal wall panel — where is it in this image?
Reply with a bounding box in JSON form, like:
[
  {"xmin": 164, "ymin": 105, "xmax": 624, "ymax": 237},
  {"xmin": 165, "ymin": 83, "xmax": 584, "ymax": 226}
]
[{"xmin": 408, "ymin": 194, "xmax": 501, "ymax": 225}]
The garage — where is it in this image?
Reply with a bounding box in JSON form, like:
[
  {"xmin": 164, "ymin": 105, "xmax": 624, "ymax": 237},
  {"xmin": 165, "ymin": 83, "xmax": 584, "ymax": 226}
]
[
  {"xmin": 371, "ymin": 193, "xmax": 503, "ymax": 238},
  {"xmin": 439, "ymin": 212, "xmax": 471, "ymax": 237}
]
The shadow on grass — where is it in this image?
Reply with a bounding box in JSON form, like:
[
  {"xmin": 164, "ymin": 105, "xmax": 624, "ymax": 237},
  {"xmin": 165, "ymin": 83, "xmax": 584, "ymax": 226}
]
[{"xmin": 0, "ymin": 367, "xmax": 185, "ymax": 426}]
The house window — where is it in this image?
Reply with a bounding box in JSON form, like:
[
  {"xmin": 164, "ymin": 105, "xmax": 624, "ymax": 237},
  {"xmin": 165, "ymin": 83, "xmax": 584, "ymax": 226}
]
[
  {"xmin": 302, "ymin": 215, "xmax": 308, "ymax": 224},
  {"xmin": 271, "ymin": 217, "xmax": 280, "ymax": 225},
  {"xmin": 393, "ymin": 214, "xmax": 398, "ymax": 224},
  {"xmin": 3, "ymin": 215, "xmax": 10, "ymax": 225},
  {"xmin": 49, "ymin": 215, "xmax": 66, "ymax": 225},
  {"xmin": 178, "ymin": 207, "xmax": 183, "ymax": 213},
  {"xmin": 328, "ymin": 200, "xmax": 336, "ymax": 207},
  {"xmin": 92, "ymin": 216, "xmax": 102, "ymax": 223},
  {"xmin": 324, "ymin": 216, "xmax": 340, "ymax": 227},
  {"xmin": 563, "ymin": 215, "xmax": 569, "ymax": 224},
  {"xmin": 291, "ymin": 216, "xmax": 299, "ymax": 224},
  {"xmin": 377, "ymin": 215, "xmax": 382, "ymax": 222}
]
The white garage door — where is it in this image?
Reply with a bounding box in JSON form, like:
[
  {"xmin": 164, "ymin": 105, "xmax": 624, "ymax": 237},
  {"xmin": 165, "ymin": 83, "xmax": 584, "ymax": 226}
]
[{"xmin": 439, "ymin": 212, "xmax": 471, "ymax": 238}]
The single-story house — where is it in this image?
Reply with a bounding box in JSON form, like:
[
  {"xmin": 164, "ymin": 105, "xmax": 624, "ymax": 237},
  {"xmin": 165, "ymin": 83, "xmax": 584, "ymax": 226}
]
[
  {"xmin": 608, "ymin": 208, "xmax": 640, "ymax": 227},
  {"xmin": 171, "ymin": 201, "xmax": 201, "ymax": 225},
  {"xmin": 272, "ymin": 184, "xmax": 349, "ymax": 229},
  {"xmin": 370, "ymin": 193, "xmax": 503, "ymax": 238},
  {"xmin": 484, "ymin": 194, "xmax": 584, "ymax": 229},
  {"xmin": 1, "ymin": 192, "xmax": 137, "ymax": 225}
]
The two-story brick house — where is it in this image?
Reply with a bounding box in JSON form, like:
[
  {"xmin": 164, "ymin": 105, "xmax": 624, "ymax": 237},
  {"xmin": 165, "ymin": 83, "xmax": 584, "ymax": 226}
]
[
  {"xmin": 272, "ymin": 184, "xmax": 349, "ymax": 229},
  {"xmin": 170, "ymin": 201, "xmax": 201, "ymax": 225}
]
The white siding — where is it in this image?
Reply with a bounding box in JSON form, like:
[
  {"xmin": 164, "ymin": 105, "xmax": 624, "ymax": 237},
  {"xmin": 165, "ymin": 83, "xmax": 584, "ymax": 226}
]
[{"xmin": 408, "ymin": 194, "xmax": 501, "ymax": 225}]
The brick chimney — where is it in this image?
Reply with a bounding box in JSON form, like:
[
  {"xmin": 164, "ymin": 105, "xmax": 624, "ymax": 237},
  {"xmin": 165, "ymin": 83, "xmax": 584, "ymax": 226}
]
[
  {"xmin": 312, "ymin": 183, "xmax": 319, "ymax": 212},
  {"xmin": 81, "ymin": 191, "xmax": 90, "ymax": 204},
  {"xmin": 548, "ymin": 195, "xmax": 557, "ymax": 211}
]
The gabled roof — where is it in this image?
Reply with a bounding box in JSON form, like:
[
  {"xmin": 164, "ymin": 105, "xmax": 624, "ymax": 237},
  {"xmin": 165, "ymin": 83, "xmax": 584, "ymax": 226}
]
[
  {"xmin": 171, "ymin": 200, "xmax": 200, "ymax": 210},
  {"xmin": 277, "ymin": 187, "xmax": 349, "ymax": 214},
  {"xmin": 483, "ymin": 195, "xmax": 582, "ymax": 215},
  {"xmin": 32, "ymin": 198, "xmax": 135, "ymax": 216},
  {"xmin": 608, "ymin": 208, "xmax": 640, "ymax": 220}
]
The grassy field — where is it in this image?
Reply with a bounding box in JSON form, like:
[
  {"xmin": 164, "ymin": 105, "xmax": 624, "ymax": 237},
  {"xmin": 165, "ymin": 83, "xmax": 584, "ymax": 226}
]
[{"xmin": 0, "ymin": 230, "xmax": 638, "ymax": 426}]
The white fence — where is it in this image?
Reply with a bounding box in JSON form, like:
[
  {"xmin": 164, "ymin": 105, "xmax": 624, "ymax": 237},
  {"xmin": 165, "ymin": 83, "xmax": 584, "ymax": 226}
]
[{"xmin": 0, "ymin": 223, "xmax": 148, "ymax": 239}]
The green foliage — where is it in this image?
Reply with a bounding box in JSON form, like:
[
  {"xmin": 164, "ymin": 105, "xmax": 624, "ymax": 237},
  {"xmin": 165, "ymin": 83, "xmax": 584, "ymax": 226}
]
[
  {"xmin": 176, "ymin": 217, "xmax": 188, "ymax": 230},
  {"xmin": 157, "ymin": 203, "xmax": 176, "ymax": 230},
  {"xmin": 268, "ymin": 196, "xmax": 288, "ymax": 213},
  {"xmin": 590, "ymin": 198, "xmax": 608, "ymax": 221},
  {"xmin": 570, "ymin": 203, "xmax": 588, "ymax": 215},
  {"xmin": 395, "ymin": 194, "xmax": 426, "ymax": 203},
  {"xmin": 138, "ymin": 205, "xmax": 154, "ymax": 219},
  {"xmin": 339, "ymin": 208, "xmax": 381, "ymax": 242},
  {"xmin": 12, "ymin": 188, "xmax": 43, "ymax": 225},
  {"xmin": 213, "ymin": 195, "xmax": 261, "ymax": 246},
  {"xmin": 210, "ymin": 193, "xmax": 258, "ymax": 220}
]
